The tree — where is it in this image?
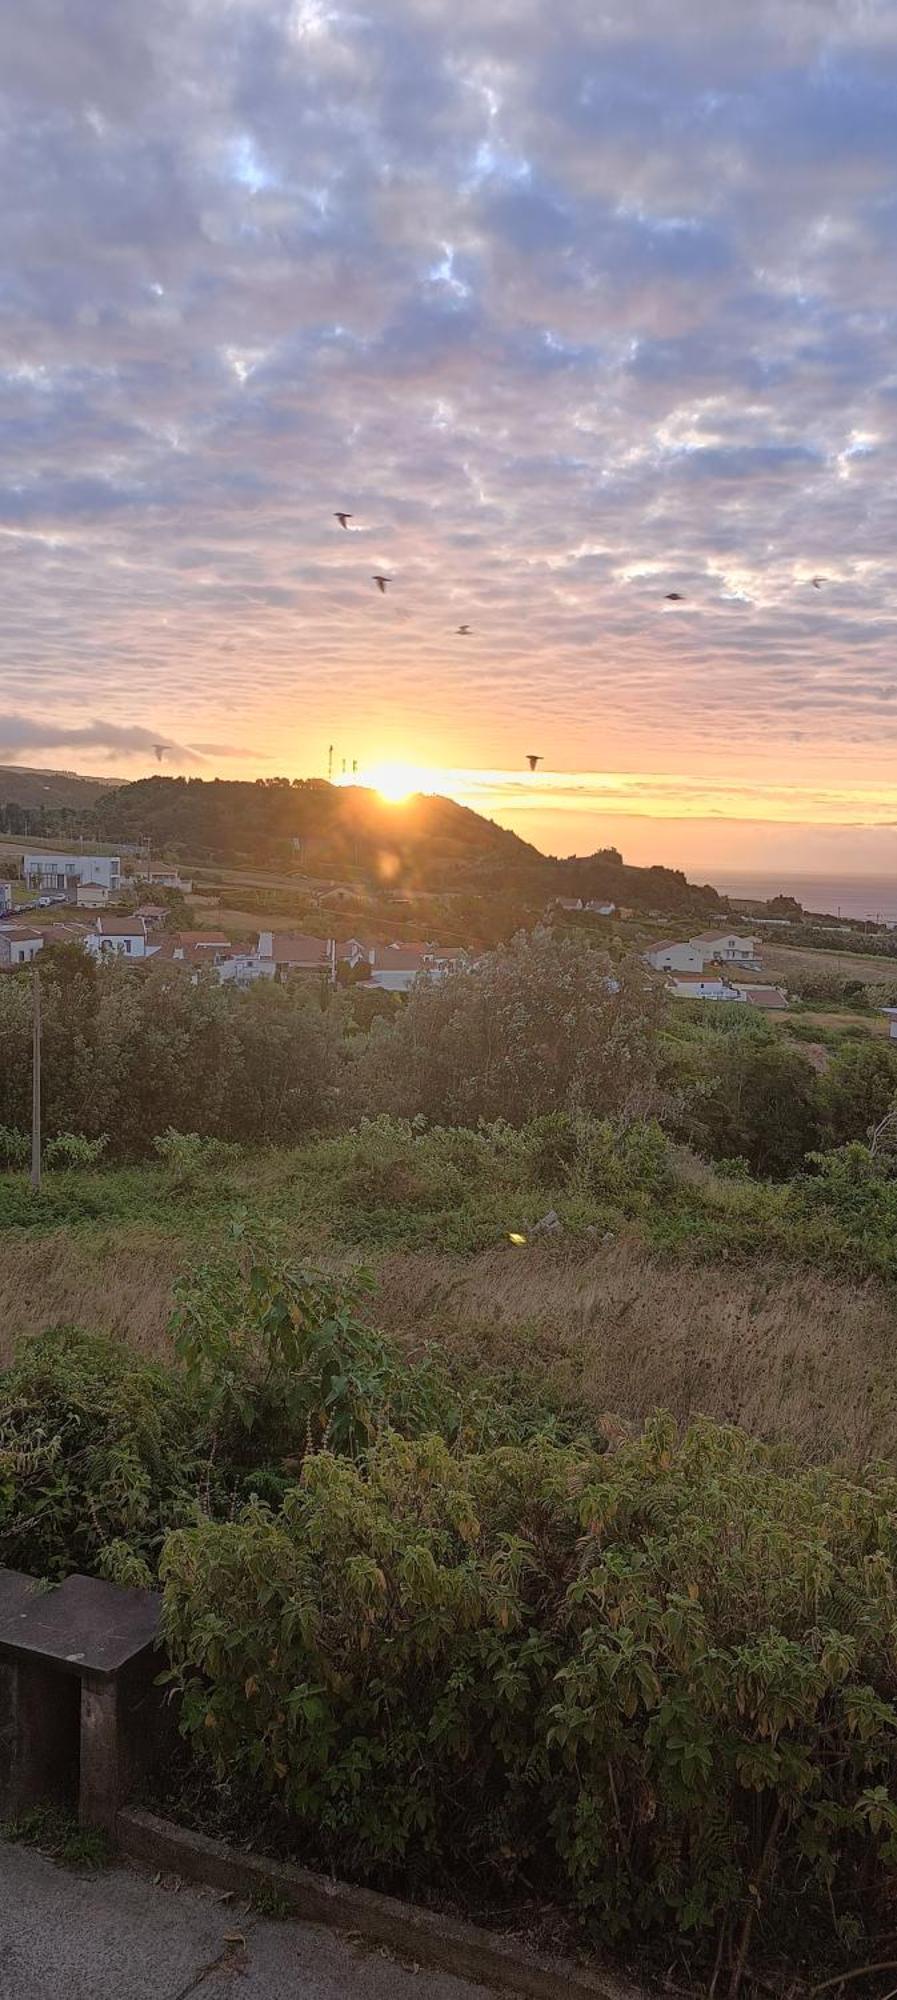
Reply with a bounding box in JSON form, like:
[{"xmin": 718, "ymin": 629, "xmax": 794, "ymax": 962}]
[
  {"xmin": 690, "ymin": 1036, "xmax": 820, "ymax": 1177},
  {"xmin": 819, "ymin": 1038, "xmax": 897, "ymax": 1147},
  {"xmin": 357, "ymin": 929, "xmax": 665, "ymax": 1127}
]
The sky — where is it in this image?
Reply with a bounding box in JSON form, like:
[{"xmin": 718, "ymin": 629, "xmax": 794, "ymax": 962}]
[{"xmin": 4, "ymin": 0, "xmax": 897, "ymax": 876}]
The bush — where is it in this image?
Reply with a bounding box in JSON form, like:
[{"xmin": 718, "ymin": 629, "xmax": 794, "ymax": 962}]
[
  {"xmin": 153, "ymin": 1129, "xmax": 240, "ymax": 1189},
  {"xmin": 0, "ymin": 1126, "xmax": 28, "ymax": 1168},
  {"xmin": 43, "ymin": 1132, "xmax": 109, "ymax": 1169},
  {"xmin": 0, "ymin": 1327, "xmax": 212, "ymax": 1579},
  {"xmin": 161, "ymin": 1416, "xmax": 897, "ymax": 1966}
]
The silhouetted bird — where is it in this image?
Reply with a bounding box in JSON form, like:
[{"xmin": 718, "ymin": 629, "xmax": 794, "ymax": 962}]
[
  {"xmin": 372, "ymin": 574, "xmax": 392, "ymax": 593},
  {"xmin": 335, "ymin": 512, "xmax": 352, "ymax": 529},
  {"xmin": 457, "ymin": 624, "xmax": 471, "ymax": 635},
  {"xmin": 527, "ymin": 754, "xmax": 542, "ymax": 772},
  {"xmin": 811, "ymin": 576, "xmax": 828, "ymax": 588},
  {"xmin": 665, "ymin": 592, "xmax": 685, "ymax": 601},
  {"xmin": 153, "ymin": 744, "xmax": 166, "ymax": 764}
]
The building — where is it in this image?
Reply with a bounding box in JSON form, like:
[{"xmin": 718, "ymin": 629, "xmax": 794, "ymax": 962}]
[
  {"xmin": 86, "ymin": 916, "xmax": 151, "ymax": 960},
  {"xmin": 150, "ymin": 931, "xmax": 231, "ymax": 968},
  {"xmin": 729, "ymin": 983, "xmax": 788, "ymax": 1010},
  {"xmin": 552, "ymin": 897, "xmax": 584, "ymax": 913},
  {"xmin": 883, "ymin": 1009, "xmax": 897, "ymax": 1042},
  {"xmin": 257, "ymin": 931, "xmax": 334, "ymax": 977},
  {"xmin": 667, "ymin": 973, "xmax": 744, "ymax": 1003},
  {"xmin": 23, "ymin": 852, "xmax": 121, "ymax": 898},
  {"xmin": 0, "ymin": 885, "xmax": 10, "ymax": 915},
  {"xmin": 585, "ymin": 900, "xmax": 616, "ymax": 917},
  {"xmin": 644, "ymin": 940, "xmax": 706, "ymax": 975},
  {"xmin": 134, "ymin": 904, "xmax": 168, "ymax": 929},
  {"xmin": 691, "ymin": 931, "xmax": 760, "ymax": 968},
  {"xmin": 216, "ymin": 952, "xmax": 277, "ymax": 986},
  {"xmin": 136, "ymin": 866, "xmax": 193, "ymax": 894},
  {"xmin": 76, "ymin": 880, "xmax": 110, "ymax": 909},
  {"xmin": 0, "ymin": 926, "xmax": 44, "ymax": 967}
]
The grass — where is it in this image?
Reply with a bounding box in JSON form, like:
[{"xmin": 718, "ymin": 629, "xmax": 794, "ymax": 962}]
[
  {"xmin": 5, "ymin": 1134, "xmax": 897, "ymax": 1461},
  {"xmin": 2, "ymin": 1805, "xmax": 112, "ymax": 1871},
  {"xmin": 764, "ymin": 941, "xmax": 897, "ymax": 985}
]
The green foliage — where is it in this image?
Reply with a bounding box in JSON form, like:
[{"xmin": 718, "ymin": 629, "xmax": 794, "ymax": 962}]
[
  {"xmin": 171, "ymin": 1238, "xmax": 456, "ymax": 1453},
  {"xmin": 153, "ymin": 1129, "xmax": 240, "ymax": 1189},
  {"xmin": 676, "ymin": 1028, "xmax": 821, "ymax": 1177},
  {"xmin": 44, "ymin": 1132, "xmax": 109, "ymax": 1169},
  {"xmin": 0, "ymin": 1326, "xmax": 212, "ymax": 1578},
  {"xmin": 818, "ymin": 1038, "xmax": 897, "ymax": 1146},
  {"xmin": 2, "ymin": 1804, "xmax": 112, "ymax": 1872},
  {"xmin": 161, "ymin": 1417, "xmax": 897, "ymax": 1958},
  {"xmin": 0, "ymin": 1125, "xmax": 28, "ymax": 1167}
]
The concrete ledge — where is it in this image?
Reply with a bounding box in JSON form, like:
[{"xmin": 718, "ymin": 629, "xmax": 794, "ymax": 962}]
[{"xmin": 117, "ymin": 1808, "xmax": 647, "ymax": 2000}]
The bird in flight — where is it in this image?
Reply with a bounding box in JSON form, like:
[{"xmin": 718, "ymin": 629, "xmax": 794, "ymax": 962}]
[
  {"xmin": 334, "ymin": 512, "xmax": 353, "ymax": 529},
  {"xmin": 527, "ymin": 754, "xmax": 542, "ymax": 772},
  {"xmin": 456, "ymin": 624, "xmax": 471, "ymax": 635},
  {"xmin": 372, "ymin": 574, "xmax": 392, "ymax": 593},
  {"xmin": 810, "ymin": 575, "xmax": 828, "ymax": 588},
  {"xmin": 665, "ymin": 591, "xmax": 685, "ymax": 602},
  {"xmin": 153, "ymin": 744, "xmax": 167, "ymax": 764}
]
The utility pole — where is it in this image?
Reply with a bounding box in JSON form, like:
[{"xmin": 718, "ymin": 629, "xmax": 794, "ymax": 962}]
[
  {"xmin": 327, "ymin": 744, "xmax": 334, "ymax": 783},
  {"xmin": 30, "ymin": 961, "xmax": 41, "ymax": 1194}
]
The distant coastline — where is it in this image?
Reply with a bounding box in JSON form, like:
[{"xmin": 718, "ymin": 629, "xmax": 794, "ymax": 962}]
[{"xmin": 716, "ymin": 873, "xmax": 897, "ymax": 924}]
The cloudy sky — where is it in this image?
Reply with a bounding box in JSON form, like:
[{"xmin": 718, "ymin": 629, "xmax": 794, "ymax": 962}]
[{"xmin": 4, "ymin": 0, "xmax": 897, "ymax": 875}]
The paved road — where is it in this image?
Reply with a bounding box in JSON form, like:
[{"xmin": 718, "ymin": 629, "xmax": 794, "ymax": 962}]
[{"xmin": 0, "ymin": 1842, "xmax": 497, "ymax": 2000}]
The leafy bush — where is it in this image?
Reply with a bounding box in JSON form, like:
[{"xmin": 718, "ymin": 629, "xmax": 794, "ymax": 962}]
[
  {"xmin": 0, "ymin": 1126, "xmax": 28, "ymax": 1168},
  {"xmin": 0, "ymin": 1327, "xmax": 212, "ymax": 1579},
  {"xmin": 153, "ymin": 1129, "xmax": 240, "ymax": 1189},
  {"xmin": 44, "ymin": 1132, "xmax": 109, "ymax": 1169},
  {"xmin": 171, "ymin": 1238, "xmax": 457, "ymax": 1453},
  {"xmin": 161, "ymin": 1416, "xmax": 897, "ymax": 1968}
]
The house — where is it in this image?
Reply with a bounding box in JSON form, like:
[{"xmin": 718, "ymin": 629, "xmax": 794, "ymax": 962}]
[
  {"xmin": 882, "ymin": 1009, "xmax": 897, "ymax": 1042},
  {"xmin": 23, "ymin": 852, "xmax": 121, "ymax": 899},
  {"xmin": 257, "ymin": 931, "xmax": 334, "ymax": 977},
  {"xmin": 667, "ymin": 973, "xmax": 744, "ymax": 1003},
  {"xmin": 365, "ymin": 945, "xmax": 430, "ymax": 993},
  {"xmin": 216, "ymin": 952, "xmax": 277, "ymax": 986},
  {"xmin": 730, "ymin": 983, "xmax": 788, "ymax": 1010},
  {"xmin": 137, "ymin": 866, "xmax": 193, "ymax": 894},
  {"xmin": 76, "ymin": 879, "xmax": 110, "ymax": 909},
  {"xmin": 135, "ymin": 904, "xmax": 168, "ymax": 929},
  {"xmin": 585, "ymin": 900, "xmax": 616, "ymax": 917},
  {"xmin": 552, "ymin": 897, "xmax": 584, "ymax": 913},
  {"xmin": 691, "ymin": 931, "xmax": 760, "ymax": 969},
  {"xmin": 0, "ymin": 885, "xmax": 10, "ymax": 915},
  {"xmin": 0, "ymin": 925, "xmax": 44, "ymax": 966},
  {"xmin": 644, "ymin": 940, "xmax": 706, "ymax": 975},
  {"xmin": 86, "ymin": 916, "xmax": 151, "ymax": 960},
  {"xmin": 151, "ymin": 931, "xmax": 231, "ymax": 968}
]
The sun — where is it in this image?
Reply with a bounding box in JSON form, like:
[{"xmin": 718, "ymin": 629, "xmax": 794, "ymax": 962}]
[{"xmin": 358, "ymin": 759, "xmax": 433, "ymax": 804}]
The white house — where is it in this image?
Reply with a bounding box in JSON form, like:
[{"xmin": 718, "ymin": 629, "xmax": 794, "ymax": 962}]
[
  {"xmin": 76, "ymin": 879, "xmax": 110, "ymax": 909},
  {"xmin": 667, "ymin": 973, "xmax": 744, "ymax": 1003},
  {"xmin": 729, "ymin": 983, "xmax": 788, "ymax": 1011},
  {"xmin": 23, "ymin": 852, "xmax": 121, "ymax": 898},
  {"xmin": 137, "ymin": 866, "xmax": 193, "ymax": 894},
  {"xmin": 691, "ymin": 931, "xmax": 760, "ymax": 968},
  {"xmin": 0, "ymin": 925, "xmax": 44, "ymax": 967},
  {"xmin": 86, "ymin": 916, "xmax": 151, "ymax": 960},
  {"xmin": 585, "ymin": 900, "xmax": 616, "ymax": 917},
  {"xmin": 216, "ymin": 953, "xmax": 277, "ymax": 986},
  {"xmin": 644, "ymin": 940, "xmax": 706, "ymax": 975}
]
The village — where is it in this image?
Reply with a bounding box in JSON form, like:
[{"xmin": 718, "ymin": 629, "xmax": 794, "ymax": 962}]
[{"xmin": 0, "ymin": 848, "xmax": 797, "ymax": 1013}]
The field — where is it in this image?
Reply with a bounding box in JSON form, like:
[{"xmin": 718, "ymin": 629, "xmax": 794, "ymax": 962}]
[
  {"xmin": 763, "ymin": 939, "xmax": 897, "ymax": 985},
  {"xmin": 4, "ymin": 1131, "xmax": 897, "ymax": 1464}
]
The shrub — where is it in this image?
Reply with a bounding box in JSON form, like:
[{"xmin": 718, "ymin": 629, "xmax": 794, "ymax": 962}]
[
  {"xmin": 0, "ymin": 1126, "xmax": 28, "ymax": 1168},
  {"xmin": 43, "ymin": 1132, "xmax": 109, "ymax": 1169},
  {"xmin": 161, "ymin": 1416, "xmax": 897, "ymax": 1968},
  {"xmin": 0, "ymin": 1326, "xmax": 212, "ymax": 1578},
  {"xmin": 153, "ymin": 1129, "xmax": 240, "ymax": 1189}
]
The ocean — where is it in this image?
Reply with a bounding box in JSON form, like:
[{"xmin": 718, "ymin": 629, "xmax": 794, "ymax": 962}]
[{"xmin": 715, "ymin": 874, "xmax": 897, "ymax": 924}]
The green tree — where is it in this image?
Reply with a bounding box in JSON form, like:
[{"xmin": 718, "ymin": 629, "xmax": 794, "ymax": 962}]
[
  {"xmin": 691, "ymin": 1035, "xmax": 821, "ymax": 1177},
  {"xmin": 820, "ymin": 1038, "xmax": 897, "ymax": 1147},
  {"xmin": 357, "ymin": 929, "xmax": 664, "ymax": 1126}
]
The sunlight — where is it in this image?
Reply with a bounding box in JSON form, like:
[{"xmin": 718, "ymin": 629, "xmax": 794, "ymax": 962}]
[{"xmin": 354, "ymin": 759, "xmax": 439, "ymax": 804}]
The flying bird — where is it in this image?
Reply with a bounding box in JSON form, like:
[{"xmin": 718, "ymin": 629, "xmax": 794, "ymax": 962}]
[
  {"xmin": 527, "ymin": 754, "xmax": 542, "ymax": 772},
  {"xmin": 372, "ymin": 574, "xmax": 392, "ymax": 593},
  {"xmin": 810, "ymin": 575, "xmax": 828, "ymax": 588},
  {"xmin": 456, "ymin": 624, "xmax": 471, "ymax": 635},
  {"xmin": 334, "ymin": 512, "xmax": 353, "ymax": 529},
  {"xmin": 153, "ymin": 744, "xmax": 167, "ymax": 764},
  {"xmin": 665, "ymin": 592, "xmax": 686, "ymax": 602}
]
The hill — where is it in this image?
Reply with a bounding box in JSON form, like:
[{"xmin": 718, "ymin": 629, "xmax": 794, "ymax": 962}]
[
  {"xmin": 92, "ymin": 775, "xmax": 727, "ymax": 914},
  {"xmin": 0, "ymin": 764, "xmax": 113, "ymax": 815}
]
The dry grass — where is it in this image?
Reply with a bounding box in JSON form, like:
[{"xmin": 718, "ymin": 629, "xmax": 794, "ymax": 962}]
[
  {"xmin": 4, "ymin": 1225, "xmax": 897, "ymax": 1464},
  {"xmin": 373, "ymin": 1238, "xmax": 897, "ymax": 1462},
  {"xmin": 764, "ymin": 942, "xmax": 897, "ymax": 985},
  {"xmin": 0, "ymin": 1230, "xmax": 182, "ymax": 1364}
]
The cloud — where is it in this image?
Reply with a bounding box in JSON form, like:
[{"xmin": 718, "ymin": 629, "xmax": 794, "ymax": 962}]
[
  {"xmin": 2, "ymin": 0, "xmax": 897, "ymax": 863},
  {"xmin": 0, "ymin": 715, "xmax": 244, "ymax": 766}
]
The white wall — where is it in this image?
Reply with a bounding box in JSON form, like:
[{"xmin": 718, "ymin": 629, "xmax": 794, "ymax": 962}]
[{"xmin": 645, "ymin": 942, "xmax": 705, "ymax": 974}]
